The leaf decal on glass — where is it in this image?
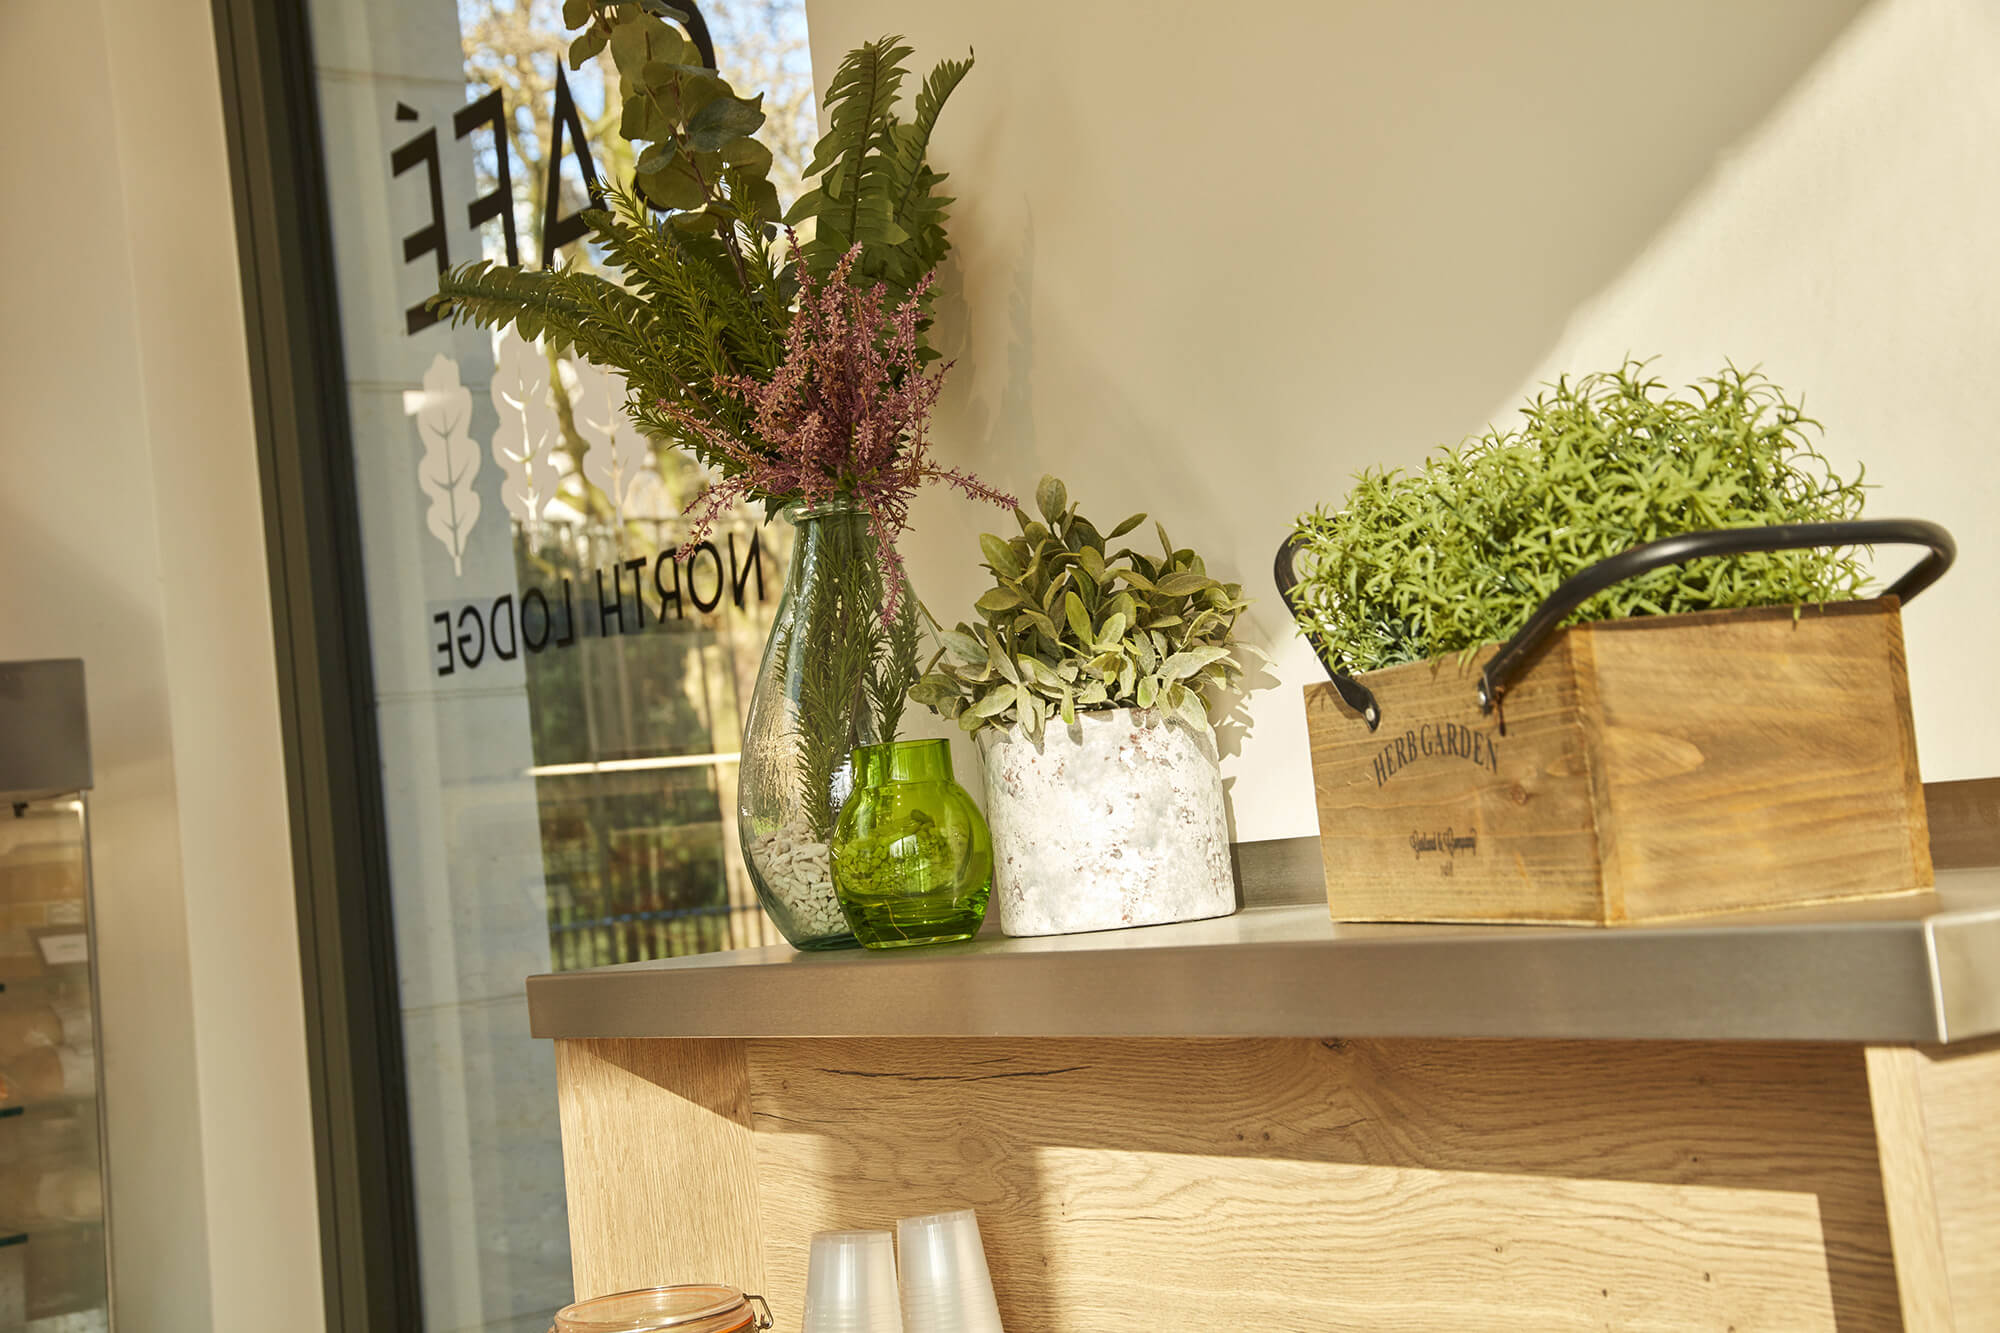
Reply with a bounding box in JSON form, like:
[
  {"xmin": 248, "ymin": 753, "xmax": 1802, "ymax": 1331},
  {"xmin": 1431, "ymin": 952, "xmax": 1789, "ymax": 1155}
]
[
  {"xmin": 490, "ymin": 330, "xmax": 560, "ymax": 534},
  {"xmin": 408, "ymin": 353, "xmax": 482, "ymax": 577},
  {"xmin": 568, "ymin": 356, "xmax": 648, "ymax": 525}
]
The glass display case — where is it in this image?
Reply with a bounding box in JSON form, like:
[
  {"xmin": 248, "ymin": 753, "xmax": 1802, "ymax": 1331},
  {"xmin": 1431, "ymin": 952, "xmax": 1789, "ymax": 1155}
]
[{"xmin": 0, "ymin": 661, "xmax": 110, "ymax": 1331}]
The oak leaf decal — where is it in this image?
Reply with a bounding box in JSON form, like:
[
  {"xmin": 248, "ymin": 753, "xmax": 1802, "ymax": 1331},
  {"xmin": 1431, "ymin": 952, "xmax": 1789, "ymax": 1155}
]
[
  {"xmin": 409, "ymin": 353, "xmax": 481, "ymax": 577},
  {"xmin": 491, "ymin": 330, "xmax": 560, "ymax": 534},
  {"xmin": 568, "ymin": 356, "xmax": 648, "ymax": 526}
]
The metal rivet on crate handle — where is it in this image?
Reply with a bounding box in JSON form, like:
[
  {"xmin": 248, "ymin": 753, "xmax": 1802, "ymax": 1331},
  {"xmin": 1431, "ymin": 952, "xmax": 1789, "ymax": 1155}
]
[{"xmin": 1276, "ymin": 518, "xmax": 1956, "ymax": 732}]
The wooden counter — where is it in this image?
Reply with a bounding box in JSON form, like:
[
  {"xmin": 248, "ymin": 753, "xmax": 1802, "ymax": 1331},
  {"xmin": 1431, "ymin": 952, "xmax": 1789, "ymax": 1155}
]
[{"xmin": 530, "ymin": 797, "xmax": 2000, "ymax": 1331}]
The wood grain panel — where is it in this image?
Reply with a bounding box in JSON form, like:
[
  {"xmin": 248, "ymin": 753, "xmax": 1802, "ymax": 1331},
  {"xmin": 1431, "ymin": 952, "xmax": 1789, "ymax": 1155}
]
[
  {"xmin": 555, "ymin": 1038, "xmax": 767, "ymax": 1302},
  {"xmin": 1907, "ymin": 1037, "xmax": 2000, "ymax": 1325},
  {"xmin": 743, "ymin": 1037, "xmax": 1899, "ymax": 1331},
  {"xmin": 1306, "ymin": 598, "xmax": 1932, "ymax": 925},
  {"xmin": 1589, "ymin": 599, "xmax": 1932, "ymax": 920},
  {"xmin": 1866, "ymin": 1045, "xmax": 1956, "ymax": 1331},
  {"xmin": 1307, "ymin": 639, "xmax": 1605, "ymax": 924}
]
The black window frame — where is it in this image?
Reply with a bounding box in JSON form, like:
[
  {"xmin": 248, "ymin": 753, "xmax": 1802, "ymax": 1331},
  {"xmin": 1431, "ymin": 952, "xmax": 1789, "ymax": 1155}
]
[{"xmin": 208, "ymin": 0, "xmax": 423, "ymax": 1326}]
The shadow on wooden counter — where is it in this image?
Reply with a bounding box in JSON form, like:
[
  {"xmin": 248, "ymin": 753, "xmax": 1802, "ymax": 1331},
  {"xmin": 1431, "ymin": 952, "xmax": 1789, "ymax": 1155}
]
[
  {"xmin": 551, "ymin": 1032, "xmax": 1974, "ymax": 1330},
  {"xmin": 548, "ymin": 781, "xmax": 2000, "ymax": 1330}
]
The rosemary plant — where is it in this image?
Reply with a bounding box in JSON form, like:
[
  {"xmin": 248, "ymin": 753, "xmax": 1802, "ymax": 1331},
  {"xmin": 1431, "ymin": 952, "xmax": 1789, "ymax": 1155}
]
[
  {"xmin": 783, "ymin": 514, "xmax": 886, "ymax": 842},
  {"xmin": 1288, "ymin": 362, "xmax": 1871, "ymax": 675}
]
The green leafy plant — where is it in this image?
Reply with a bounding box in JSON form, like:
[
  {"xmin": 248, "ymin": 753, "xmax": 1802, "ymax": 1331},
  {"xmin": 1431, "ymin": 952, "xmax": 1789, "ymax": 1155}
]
[
  {"xmin": 1287, "ymin": 361, "xmax": 1870, "ymax": 675},
  {"xmin": 912, "ymin": 476, "xmax": 1258, "ymax": 741},
  {"xmin": 763, "ymin": 513, "xmax": 924, "ymax": 845},
  {"xmin": 434, "ymin": 183, "xmax": 786, "ymax": 479},
  {"xmin": 429, "ymin": 4, "xmax": 974, "ymax": 490},
  {"xmin": 786, "ymin": 39, "xmax": 972, "ymax": 323},
  {"xmin": 428, "ymin": 4, "xmax": 991, "ymax": 940},
  {"xmin": 868, "ymin": 595, "xmax": 923, "ymax": 746},
  {"xmin": 569, "ymin": 0, "xmax": 784, "ymax": 266}
]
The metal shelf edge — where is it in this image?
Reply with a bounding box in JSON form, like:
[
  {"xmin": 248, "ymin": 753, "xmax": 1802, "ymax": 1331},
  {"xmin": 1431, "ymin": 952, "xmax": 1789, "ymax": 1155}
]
[{"xmin": 526, "ymin": 870, "xmax": 2000, "ymax": 1045}]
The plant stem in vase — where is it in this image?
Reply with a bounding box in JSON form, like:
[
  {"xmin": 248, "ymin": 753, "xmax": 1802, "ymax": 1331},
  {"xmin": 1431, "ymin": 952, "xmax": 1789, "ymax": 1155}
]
[
  {"xmin": 425, "ymin": 10, "xmax": 1012, "ymax": 952},
  {"xmin": 667, "ymin": 253, "xmax": 1013, "ymax": 950},
  {"xmin": 740, "ymin": 502, "xmax": 887, "ymax": 948}
]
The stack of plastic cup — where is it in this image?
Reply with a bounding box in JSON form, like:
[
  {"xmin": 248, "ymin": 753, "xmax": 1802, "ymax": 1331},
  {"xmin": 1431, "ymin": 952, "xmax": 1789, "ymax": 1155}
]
[
  {"xmin": 803, "ymin": 1229, "xmax": 905, "ymax": 1333},
  {"xmin": 896, "ymin": 1209, "xmax": 1004, "ymax": 1333}
]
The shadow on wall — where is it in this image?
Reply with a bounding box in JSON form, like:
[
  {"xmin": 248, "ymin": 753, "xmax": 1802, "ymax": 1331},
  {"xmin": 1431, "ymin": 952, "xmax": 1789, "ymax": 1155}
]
[
  {"xmin": 1500, "ymin": 0, "xmax": 2000, "ymax": 789},
  {"xmin": 850, "ymin": 0, "xmax": 1875, "ymax": 840}
]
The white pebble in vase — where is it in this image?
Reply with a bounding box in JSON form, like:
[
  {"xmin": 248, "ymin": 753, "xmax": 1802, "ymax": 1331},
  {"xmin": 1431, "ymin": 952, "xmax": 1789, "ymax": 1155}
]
[{"xmin": 978, "ymin": 706, "xmax": 1235, "ymax": 936}]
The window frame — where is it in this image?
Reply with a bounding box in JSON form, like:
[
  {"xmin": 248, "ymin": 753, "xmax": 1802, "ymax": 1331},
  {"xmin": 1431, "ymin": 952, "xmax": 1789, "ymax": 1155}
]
[{"xmin": 208, "ymin": 0, "xmax": 424, "ymax": 1325}]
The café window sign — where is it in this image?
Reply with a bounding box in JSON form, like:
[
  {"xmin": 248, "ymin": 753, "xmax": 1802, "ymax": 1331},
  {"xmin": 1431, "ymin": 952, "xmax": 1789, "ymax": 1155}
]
[
  {"xmin": 299, "ymin": 0, "xmax": 815, "ymax": 1324},
  {"xmin": 408, "ymin": 342, "xmax": 770, "ymax": 680}
]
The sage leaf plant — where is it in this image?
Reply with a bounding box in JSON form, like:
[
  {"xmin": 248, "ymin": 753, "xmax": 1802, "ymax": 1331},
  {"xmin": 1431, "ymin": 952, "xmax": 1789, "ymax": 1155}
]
[{"xmin": 913, "ymin": 476, "xmax": 1258, "ymax": 742}]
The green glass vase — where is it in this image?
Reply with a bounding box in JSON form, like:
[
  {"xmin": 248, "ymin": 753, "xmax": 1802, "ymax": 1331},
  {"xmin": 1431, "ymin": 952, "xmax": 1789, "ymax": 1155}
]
[{"xmin": 831, "ymin": 738, "xmax": 992, "ymax": 948}]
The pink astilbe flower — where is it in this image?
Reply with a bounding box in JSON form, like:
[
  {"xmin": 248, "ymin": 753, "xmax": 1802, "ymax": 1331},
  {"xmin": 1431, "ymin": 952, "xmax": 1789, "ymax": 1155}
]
[{"xmin": 661, "ymin": 241, "xmax": 1013, "ymax": 621}]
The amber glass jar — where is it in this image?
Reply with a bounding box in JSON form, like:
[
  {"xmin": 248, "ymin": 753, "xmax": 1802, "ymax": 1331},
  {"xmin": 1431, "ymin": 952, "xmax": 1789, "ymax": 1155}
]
[{"xmin": 551, "ymin": 1286, "xmax": 773, "ymax": 1333}]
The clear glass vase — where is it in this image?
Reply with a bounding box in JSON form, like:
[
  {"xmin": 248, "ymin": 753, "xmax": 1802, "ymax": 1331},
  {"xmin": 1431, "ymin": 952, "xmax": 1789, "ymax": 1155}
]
[
  {"xmin": 738, "ymin": 502, "xmax": 883, "ymax": 950},
  {"xmin": 832, "ymin": 738, "xmax": 993, "ymax": 948}
]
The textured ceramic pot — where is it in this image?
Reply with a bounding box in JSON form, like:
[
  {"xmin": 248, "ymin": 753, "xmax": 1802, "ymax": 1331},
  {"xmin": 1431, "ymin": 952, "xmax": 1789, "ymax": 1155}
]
[{"xmin": 978, "ymin": 707, "xmax": 1234, "ymax": 936}]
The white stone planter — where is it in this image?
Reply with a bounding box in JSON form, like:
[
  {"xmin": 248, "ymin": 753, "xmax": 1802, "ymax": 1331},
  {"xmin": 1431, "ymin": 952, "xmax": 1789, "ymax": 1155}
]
[{"xmin": 977, "ymin": 707, "xmax": 1235, "ymax": 937}]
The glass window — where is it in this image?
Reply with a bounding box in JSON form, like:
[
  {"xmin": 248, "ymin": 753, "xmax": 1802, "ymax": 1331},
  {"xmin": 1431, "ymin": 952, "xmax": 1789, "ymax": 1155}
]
[{"xmin": 302, "ymin": 3, "xmax": 815, "ymax": 1326}]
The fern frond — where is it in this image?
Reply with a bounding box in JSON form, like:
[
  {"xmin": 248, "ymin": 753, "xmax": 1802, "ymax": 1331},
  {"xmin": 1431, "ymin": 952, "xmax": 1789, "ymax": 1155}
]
[
  {"xmin": 589, "ymin": 187, "xmax": 784, "ymax": 378},
  {"xmin": 434, "ymin": 257, "xmax": 771, "ymax": 476},
  {"xmin": 889, "ymin": 52, "xmax": 972, "ymax": 241},
  {"xmin": 431, "ymin": 261, "xmax": 653, "ymax": 366},
  {"xmin": 800, "ymin": 36, "xmax": 908, "ymax": 205},
  {"xmin": 791, "ymin": 37, "xmax": 909, "ymax": 275}
]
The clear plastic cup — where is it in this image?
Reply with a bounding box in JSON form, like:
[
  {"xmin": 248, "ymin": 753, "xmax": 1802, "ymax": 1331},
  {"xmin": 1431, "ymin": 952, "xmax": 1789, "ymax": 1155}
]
[
  {"xmin": 896, "ymin": 1210, "xmax": 1003, "ymax": 1333},
  {"xmin": 803, "ymin": 1229, "xmax": 904, "ymax": 1333}
]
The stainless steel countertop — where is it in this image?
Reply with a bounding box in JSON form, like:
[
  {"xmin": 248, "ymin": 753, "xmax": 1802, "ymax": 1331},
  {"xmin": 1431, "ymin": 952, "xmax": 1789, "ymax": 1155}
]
[{"xmin": 525, "ymin": 865, "xmax": 2000, "ymax": 1045}]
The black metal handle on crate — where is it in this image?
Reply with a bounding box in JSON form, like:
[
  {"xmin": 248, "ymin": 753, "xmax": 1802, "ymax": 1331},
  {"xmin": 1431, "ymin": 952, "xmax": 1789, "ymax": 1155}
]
[
  {"xmin": 1275, "ymin": 532, "xmax": 1387, "ymax": 729},
  {"xmin": 1276, "ymin": 518, "xmax": 1956, "ymax": 732},
  {"xmin": 1475, "ymin": 518, "xmax": 1955, "ymax": 714}
]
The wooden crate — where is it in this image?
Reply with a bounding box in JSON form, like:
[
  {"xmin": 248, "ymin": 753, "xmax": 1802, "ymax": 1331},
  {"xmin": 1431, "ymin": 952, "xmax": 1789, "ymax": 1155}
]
[{"xmin": 1303, "ymin": 597, "xmax": 1933, "ymax": 924}]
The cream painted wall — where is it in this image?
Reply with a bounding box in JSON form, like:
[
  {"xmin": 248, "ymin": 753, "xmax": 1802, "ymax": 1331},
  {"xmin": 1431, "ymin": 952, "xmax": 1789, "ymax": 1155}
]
[
  {"xmin": 2, "ymin": 2, "xmax": 323, "ymax": 1329},
  {"xmin": 1509, "ymin": 0, "xmax": 2000, "ymax": 792},
  {"xmin": 800, "ymin": 0, "xmax": 2000, "ymax": 841}
]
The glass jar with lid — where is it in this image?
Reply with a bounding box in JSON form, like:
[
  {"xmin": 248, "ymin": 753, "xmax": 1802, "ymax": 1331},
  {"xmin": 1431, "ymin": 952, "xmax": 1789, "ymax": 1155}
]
[{"xmin": 552, "ymin": 1286, "xmax": 774, "ymax": 1333}]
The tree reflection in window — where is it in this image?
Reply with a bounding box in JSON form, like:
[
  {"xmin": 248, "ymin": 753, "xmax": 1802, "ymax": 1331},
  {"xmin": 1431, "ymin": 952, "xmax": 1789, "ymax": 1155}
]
[{"xmin": 455, "ymin": 0, "xmax": 819, "ymax": 965}]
